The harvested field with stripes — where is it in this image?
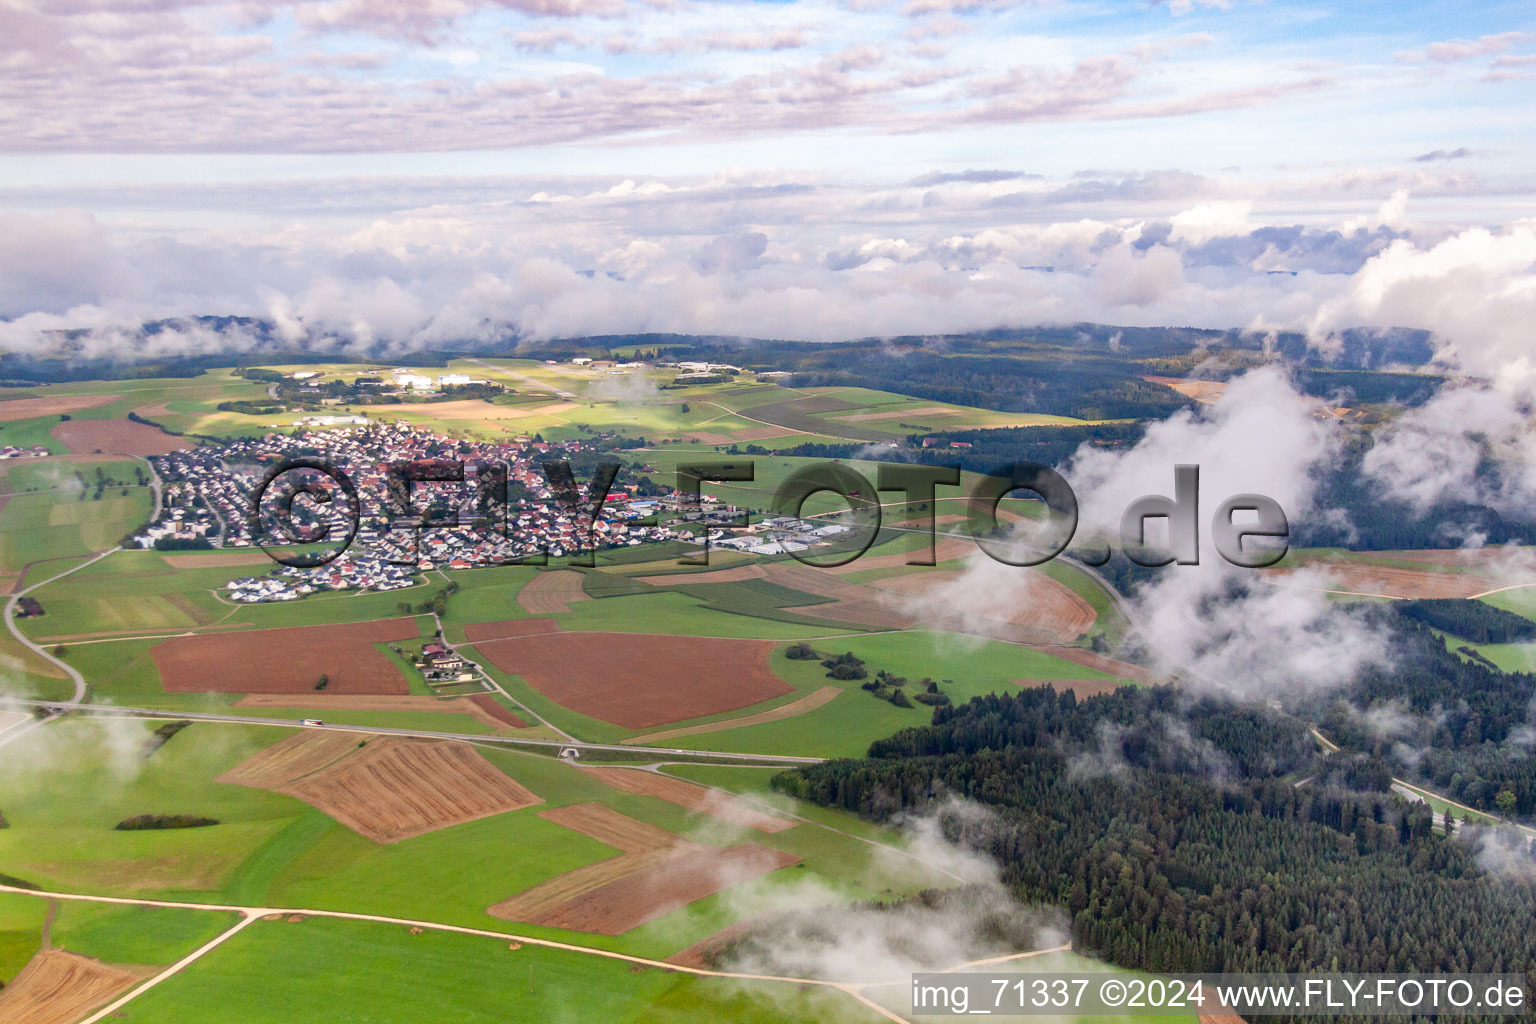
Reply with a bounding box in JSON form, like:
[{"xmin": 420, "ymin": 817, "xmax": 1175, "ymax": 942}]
[
  {"xmin": 516, "ymin": 570, "xmax": 590, "ymax": 614},
  {"xmin": 1265, "ymin": 564, "xmax": 1497, "ymax": 599},
  {"xmin": 487, "ymin": 803, "xmax": 800, "ymax": 935},
  {"xmin": 0, "ymin": 950, "xmax": 144, "ymax": 1024},
  {"xmin": 469, "ymin": 631, "xmax": 791, "ymax": 729},
  {"xmin": 762, "ymin": 560, "xmax": 1098, "ymax": 643},
  {"xmin": 575, "ymin": 766, "xmax": 797, "ymax": 832},
  {"xmin": 151, "ymin": 618, "xmax": 420, "ymax": 694},
  {"xmin": 220, "ymin": 732, "xmax": 541, "ymax": 843}
]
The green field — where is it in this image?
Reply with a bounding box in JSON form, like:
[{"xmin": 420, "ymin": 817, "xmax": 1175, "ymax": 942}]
[
  {"xmin": 114, "ymin": 914, "xmax": 887, "ymax": 1024},
  {"xmin": 0, "ymin": 716, "xmax": 943, "ymax": 961},
  {"xmin": 0, "ymin": 459, "xmax": 153, "ymax": 573}
]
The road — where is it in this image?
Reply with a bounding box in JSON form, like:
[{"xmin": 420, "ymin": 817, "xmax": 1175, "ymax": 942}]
[
  {"xmin": 3, "ymin": 546, "xmax": 121, "ymax": 704},
  {"xmin": 0, "ymin": 699, "xmax": 825, "ymax": 765}
]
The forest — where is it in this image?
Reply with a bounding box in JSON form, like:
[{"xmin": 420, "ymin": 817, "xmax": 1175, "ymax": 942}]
[{"xmin": 774, "ymin": 685, "xmax": 1536, "ymax": 1019}]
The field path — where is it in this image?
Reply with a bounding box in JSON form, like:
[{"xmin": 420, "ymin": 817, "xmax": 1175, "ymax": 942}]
[
  {"xmin": 75, "ymin": 912, "xmax": 263, "ymax": 1024},
  {"xmin": 4, "ymin": 545, "xmax": 121, "ymax": 704}
]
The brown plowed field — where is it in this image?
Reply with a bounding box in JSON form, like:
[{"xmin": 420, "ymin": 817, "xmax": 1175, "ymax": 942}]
[
  {"xmin": 1036, "ymin": 647, "xmax": 1164, "ymax": 686},
  {"xmin": 516, "ymin": 570, "xmax": 590, "ymax": 614},
  {"xmin": 770, "ymin": 562, "xmax": 1097, "ymax": 642},
  {"xmin": 870, "ymin": 569, "xmax": 1097, "ymax": 643},
  {"xmin": 575, "ymin": 766, "xmax": 796, "ymax": 833},
  {"xmin": 761, "ymin": 562, "xmax": 858, "ymax": 596},
  {"xmin": 461, "ymin": 617, "xmax": 561, "ymax": 643},
  {"xmin": 233, "ymin": 693, "xmax": 527, "ymax": 730},
  {"xmin": 470, "ymin": 632, "xmax": 791, "ymax": 729},
  {"xmin": 1266, "ymin": 564, "xmax": 1495, "ymax": 599},
  {"xmin": 223, "ymin": 733, "xmax": 541, "ymax": 843},
  {"xmin": 665, "ymin": 917, "xmax": 762, "ymax": 969},
  {"xmin": 151, "ymin": 617, "xmax": 420, "ymax": 694},
  {"xmin": 488, "ymin": 803, "xmax": 799, "ymax": 935},
  {"xmin": 0, "ymin": 950, "xmax": 142, "ymax": 1024},
  {"xmin": 529, "ymin": 845, "xmax": 799, "ymax": 935},
  {"xmin": 469, "ymin": 693, "xmax": 530, "ymax": 728},
  {"xmin": 1012, "ymin": 678, "xmax": 1128, "ymax": 699},
  {"xmin": 635, "ymin": 564, "xmax": 767, "ymax": 586},
  {"xmin": 52, "ymin": 417, "xmax": 187, "ymax": 455},
  {"xmin": 0, "ymin": 394, "xmax": 118, "ymax": 421},
  {"xmin": 623, "ymin": 685, "xmax": 841, "ymax": 745}
]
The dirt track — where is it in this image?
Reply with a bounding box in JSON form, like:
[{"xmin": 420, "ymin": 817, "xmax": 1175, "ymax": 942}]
[
  {"xmin": 470, "ymin": 631, "xmax": 792, "ymax": 729},
  {"xmin": 623, "ymin": 685, "xmax": 841, "ymax": 745},
  {"xmin": 0, "ymin": 394, "xmax": 119, "ymax": 421},
  {"xmin": 516, "ymin": 571, "xmax": 589, "ymax": 614},
  {"xmin": 152, "ymin": 617, "xmax": 420, "ymax": 694},
  {"xmin": 576, "ymin": 766, "xmax": 797, "ymax": 833},
  {"xmin": 488, "ymin": 803, "xmax": 799, "ymax": 935},
  {"xmin": 223, "ymin": 732, "xmax": 541, "ymax": 843},
  {"xmin": 0, "ymin": 949, "xmax": 142, "ymax": 1024}
]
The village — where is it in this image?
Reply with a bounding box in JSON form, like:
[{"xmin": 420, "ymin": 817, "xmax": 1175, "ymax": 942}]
[{"xmin": 131, "ymin": 422, "xmax": 685, "ymax": 602}]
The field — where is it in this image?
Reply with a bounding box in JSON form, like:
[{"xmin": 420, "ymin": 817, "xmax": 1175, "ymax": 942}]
[
  {"xmin": 575, "ymin": 766, "xmax": 797, "ymax": 833},
  {"xmin": 0, "ymin": 459, "xmax": 153, "ymax": 577},
  {"xmin": 220, "ymin": 732, "xmax": 542, "ymax": 843},
  {"xmin": 110, "ymin": 914, "xmax": 886, "ymax": 1024},
  {"xmin": 1265, "ymin": 563, "xmax": 1497, "ymax": 599},
  {"xmin": 488, "ymin": 803, "xmax": 800, "ymax": 935},
  {"xmin": 51, "ymin": 417, "xmax": 188, "ymax": 455},
  {"xmin": 151, "ymin": 617, "xmax": 423, "ymax": 694},
  {"xmin": 516, "ymin": 569, "xmax": 590, "ymax": 613},
  {"xmin": 0, "ymin": 948, "xmax": 143, "ymax": 1024},
  {"xmin": 0, "ymin": 394, "xmax": 120, "ymax": 421},
  {"xmin": 468, "ymin": 631, "xmax": 792, "ymax": 729}
]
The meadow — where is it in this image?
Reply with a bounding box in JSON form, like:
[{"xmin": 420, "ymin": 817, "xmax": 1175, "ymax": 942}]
[{"xmin": 112, "ymin": 914, "xmax": 889, "ymax": 1024}]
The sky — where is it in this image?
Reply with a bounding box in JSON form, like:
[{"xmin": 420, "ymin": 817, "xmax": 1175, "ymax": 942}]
[{"xmin": 0, "ymin": 0, "xmax": 1533, "ymax": 358}]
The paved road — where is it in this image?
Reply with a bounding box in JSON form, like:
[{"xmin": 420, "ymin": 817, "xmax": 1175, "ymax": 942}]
[
  {"xmin": 3, "ymin": 546, "xmax": 121, "ymax": 704},
  {"xmin": 0, "ymin": 699, "xmax": 825, "ymax": 765}
]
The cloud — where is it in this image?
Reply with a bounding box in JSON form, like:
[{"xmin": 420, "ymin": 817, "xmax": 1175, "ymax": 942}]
[
  {"xmin": 1395, "ymin": 32, "xmax": 1534, "ymax": 64},
  {"xmin": 1412, "ymin": 147, "xmax": 1478, "ymax": 162}
]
